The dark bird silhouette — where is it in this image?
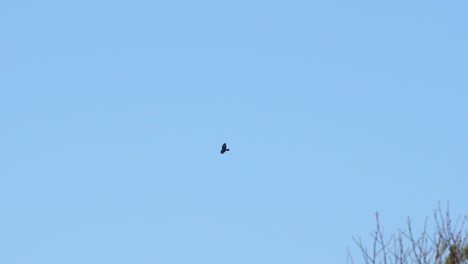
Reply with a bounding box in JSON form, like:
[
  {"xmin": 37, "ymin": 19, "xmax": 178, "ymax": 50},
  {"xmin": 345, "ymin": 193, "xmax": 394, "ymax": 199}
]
[{"xmin": 220, "ymin": 143, "xmax": 229, "ymax": 154}]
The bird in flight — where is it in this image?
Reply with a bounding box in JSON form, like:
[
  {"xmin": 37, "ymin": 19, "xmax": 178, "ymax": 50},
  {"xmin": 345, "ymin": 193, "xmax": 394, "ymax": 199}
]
[{"xmin": 220, "ymin": 143, "xmax": 229, "ymax": 154}]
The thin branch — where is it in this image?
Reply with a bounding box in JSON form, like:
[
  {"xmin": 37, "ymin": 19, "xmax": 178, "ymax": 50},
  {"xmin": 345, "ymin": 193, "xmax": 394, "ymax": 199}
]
[{"xmin": 350, "ymin": 203, "xmax": 468, "ymax": 264}]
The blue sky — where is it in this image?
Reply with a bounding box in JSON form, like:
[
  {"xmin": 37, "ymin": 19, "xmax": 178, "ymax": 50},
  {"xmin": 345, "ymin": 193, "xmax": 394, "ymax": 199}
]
[{"xmin": 1, "ymin": 1, "xmax": 467, "ymax": 263}]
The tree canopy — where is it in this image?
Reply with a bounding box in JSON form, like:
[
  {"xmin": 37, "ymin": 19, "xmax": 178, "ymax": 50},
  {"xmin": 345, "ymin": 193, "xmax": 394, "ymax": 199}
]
[{"xmin": 349, "ymin": 204, "xmax": 468, "ymax": 264}]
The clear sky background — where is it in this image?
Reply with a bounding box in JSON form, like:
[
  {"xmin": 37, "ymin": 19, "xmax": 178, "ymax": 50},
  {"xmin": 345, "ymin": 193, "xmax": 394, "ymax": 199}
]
[{"xmin": 1, "ymin": 1, "xmax": 467, "ymax": 263}]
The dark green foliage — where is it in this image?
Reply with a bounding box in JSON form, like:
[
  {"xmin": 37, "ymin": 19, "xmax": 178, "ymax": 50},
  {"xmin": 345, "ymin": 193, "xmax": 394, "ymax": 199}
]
[{"xmin": 444, "ymin": 245, "xmax": 468, "ymax": 264}]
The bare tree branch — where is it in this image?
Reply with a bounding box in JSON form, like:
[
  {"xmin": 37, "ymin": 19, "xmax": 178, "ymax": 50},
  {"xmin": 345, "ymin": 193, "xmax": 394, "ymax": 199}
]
[{"xmin": 350, "ymin": 203, "xmax": 468, "ymax": 264}]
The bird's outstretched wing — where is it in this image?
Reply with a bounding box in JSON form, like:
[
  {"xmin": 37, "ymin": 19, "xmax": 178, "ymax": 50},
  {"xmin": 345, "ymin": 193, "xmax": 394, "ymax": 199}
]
[{"xmin": 220, "ymin": 143, "xmax": 227, "ymax": 154}]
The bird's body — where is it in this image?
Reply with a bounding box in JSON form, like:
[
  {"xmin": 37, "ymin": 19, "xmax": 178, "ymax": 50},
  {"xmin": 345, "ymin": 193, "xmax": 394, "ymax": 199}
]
[{"xmin": 220, "ymin": 143, "xmax": 229, "ymax": 154}]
